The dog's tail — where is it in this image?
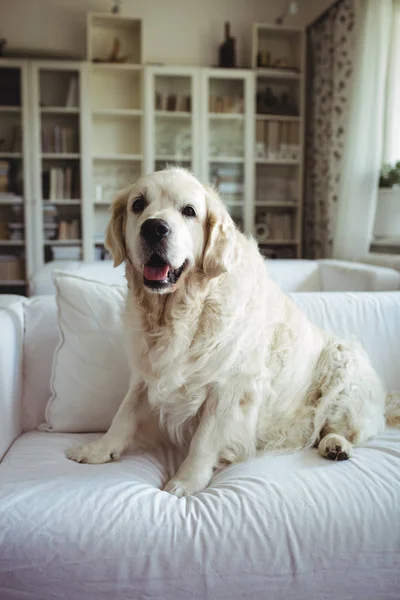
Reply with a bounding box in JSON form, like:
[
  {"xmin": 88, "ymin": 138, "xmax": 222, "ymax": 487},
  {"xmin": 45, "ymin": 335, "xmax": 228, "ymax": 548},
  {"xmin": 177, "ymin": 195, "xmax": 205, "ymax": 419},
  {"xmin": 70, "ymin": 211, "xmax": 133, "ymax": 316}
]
[{"xmin": 385, "ymin": 391, "xmax": 400, "ymax": 426}]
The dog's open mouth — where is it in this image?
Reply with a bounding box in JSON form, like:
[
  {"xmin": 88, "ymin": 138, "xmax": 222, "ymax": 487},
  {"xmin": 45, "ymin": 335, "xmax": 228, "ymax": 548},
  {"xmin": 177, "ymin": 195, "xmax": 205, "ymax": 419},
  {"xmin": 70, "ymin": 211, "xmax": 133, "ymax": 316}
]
[{"xmin": 143, "ymin": 255, "xmax": 186, "ymax": 290}]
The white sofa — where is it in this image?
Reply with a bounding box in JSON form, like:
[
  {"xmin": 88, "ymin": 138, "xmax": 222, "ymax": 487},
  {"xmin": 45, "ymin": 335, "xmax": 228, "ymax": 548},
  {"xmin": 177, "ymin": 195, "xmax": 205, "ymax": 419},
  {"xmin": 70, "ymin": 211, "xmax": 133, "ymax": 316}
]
[
  {"xmin": 29, "ymin": 258, "xmax": 400, "ymax": 295},
  {"xmin": 1, "ymin": 291, "xmax": 399, "ymax": 600}
]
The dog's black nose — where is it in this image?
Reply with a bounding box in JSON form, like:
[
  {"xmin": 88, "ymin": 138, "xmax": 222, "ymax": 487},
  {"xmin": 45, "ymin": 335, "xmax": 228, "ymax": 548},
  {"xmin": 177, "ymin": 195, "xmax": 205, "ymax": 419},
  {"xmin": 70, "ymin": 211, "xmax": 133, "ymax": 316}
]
[{"xmin": 140, "ymin": 218, "xmax": 170, "ymax": 243}]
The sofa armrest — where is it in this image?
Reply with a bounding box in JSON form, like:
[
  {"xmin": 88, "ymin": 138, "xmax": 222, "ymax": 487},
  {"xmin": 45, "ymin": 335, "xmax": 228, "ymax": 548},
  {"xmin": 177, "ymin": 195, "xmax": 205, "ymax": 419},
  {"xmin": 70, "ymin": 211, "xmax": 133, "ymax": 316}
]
[
  {"xmin": 319, "ymin": 260, "xmax": 400, "ymax": 292},
  {"xmin": 0, "ymin": 298, "xmax": 25, "ymax": 460}
]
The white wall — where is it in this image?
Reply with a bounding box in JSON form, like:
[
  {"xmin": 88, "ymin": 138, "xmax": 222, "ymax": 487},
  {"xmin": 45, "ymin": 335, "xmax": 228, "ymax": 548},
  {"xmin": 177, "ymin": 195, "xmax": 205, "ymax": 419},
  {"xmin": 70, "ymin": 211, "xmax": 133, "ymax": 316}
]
[{"xmin": 0, "ymin": 0, "xmax": 334, "ymax": 67}]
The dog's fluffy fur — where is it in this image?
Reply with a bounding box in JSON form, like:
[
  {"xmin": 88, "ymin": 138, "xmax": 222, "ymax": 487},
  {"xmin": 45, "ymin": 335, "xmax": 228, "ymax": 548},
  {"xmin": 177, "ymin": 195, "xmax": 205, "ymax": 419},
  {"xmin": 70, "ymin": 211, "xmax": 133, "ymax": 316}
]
[{"xmin": 67, "ymin": 168, "xmax": 389, "ymax": 496}]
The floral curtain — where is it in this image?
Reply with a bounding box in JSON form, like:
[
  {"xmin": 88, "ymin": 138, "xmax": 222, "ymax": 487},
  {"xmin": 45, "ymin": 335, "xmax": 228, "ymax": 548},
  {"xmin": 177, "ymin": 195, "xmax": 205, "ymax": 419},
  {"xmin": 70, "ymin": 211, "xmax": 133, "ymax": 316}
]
[{"xmin": 303, "ymin": 0, "xmax": 356, "ymax": 259}]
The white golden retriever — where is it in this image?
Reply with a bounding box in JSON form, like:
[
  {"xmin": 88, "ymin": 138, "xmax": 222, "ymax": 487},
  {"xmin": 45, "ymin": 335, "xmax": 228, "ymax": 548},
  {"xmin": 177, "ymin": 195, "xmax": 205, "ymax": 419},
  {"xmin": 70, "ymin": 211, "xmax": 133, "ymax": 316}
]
[{"xmin": 67, "ymin": 167, "xmax": 388, "ymax": 497}]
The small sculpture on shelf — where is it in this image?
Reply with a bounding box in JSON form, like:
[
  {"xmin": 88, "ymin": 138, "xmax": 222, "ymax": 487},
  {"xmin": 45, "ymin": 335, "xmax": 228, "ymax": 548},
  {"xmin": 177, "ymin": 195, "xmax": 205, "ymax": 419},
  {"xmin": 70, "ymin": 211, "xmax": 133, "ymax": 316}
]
[
  {"xmin": 218, "ymin": 22, "xmax": 236, "ymax": 68},
  {"xmin": 93, "ymin": 37, "xmax": 128, "ymax": 63},
  {"xmin": 256, "ymin": 87, "xmax": 298, "ymax": 116}
]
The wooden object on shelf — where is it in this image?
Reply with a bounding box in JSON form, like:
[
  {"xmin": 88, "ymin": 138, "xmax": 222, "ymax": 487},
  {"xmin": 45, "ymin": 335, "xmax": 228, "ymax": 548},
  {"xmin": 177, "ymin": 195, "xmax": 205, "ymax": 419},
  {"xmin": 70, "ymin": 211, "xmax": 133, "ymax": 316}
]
[{"xmin": 87, "ymin": 13, "xmax": 142, "ymax": 65}]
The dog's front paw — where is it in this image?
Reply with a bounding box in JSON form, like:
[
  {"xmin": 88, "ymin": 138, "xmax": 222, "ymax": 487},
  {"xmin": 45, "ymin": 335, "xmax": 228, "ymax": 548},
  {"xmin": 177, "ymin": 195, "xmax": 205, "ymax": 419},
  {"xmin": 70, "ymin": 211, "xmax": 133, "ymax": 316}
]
[
  {"xmin": 164, "ymin": 471, "xmax": 212, "ymax": 497},
  {"xmin": 66, "ymin": 439, "xmax": 120, "ymax": 464}
]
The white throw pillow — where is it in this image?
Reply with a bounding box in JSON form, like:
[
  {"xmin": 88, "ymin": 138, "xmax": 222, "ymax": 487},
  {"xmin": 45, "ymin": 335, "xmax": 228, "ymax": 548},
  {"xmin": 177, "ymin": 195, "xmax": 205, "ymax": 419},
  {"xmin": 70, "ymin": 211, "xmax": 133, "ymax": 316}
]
[{"xmin": 41, "ymin": 271, "xmax": 130, "ymax": 433}]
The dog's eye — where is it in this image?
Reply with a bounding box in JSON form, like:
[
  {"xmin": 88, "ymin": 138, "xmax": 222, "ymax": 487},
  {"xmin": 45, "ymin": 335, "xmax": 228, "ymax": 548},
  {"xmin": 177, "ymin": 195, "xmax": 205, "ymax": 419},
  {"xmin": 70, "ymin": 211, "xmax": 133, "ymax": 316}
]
[
  {"xmin": 182, "ymin": 205, "xmax": 196, "ymax": 218},
  {"xmin": 132, "ymin": 195, "xmax": 147, "ymax": 214}
]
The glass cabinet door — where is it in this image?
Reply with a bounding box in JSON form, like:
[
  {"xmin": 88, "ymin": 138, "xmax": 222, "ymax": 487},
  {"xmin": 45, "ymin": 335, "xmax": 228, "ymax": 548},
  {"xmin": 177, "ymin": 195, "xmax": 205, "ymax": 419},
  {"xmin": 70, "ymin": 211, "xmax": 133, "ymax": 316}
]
[
  {"xmin": 145, "ymin": 67, "xmax": 199, "ymax": 176},
  {"xmin": 203, "ymin": 70, "xmax": 253, "ymax": 233}
]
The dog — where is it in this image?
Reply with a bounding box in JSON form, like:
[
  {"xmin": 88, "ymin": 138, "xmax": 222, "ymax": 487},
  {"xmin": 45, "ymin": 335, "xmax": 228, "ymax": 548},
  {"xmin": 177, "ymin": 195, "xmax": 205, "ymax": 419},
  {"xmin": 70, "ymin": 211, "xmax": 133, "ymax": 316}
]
[{"xmin": 67, "ymin": 167, "xmax": 387, "ymax": 497}]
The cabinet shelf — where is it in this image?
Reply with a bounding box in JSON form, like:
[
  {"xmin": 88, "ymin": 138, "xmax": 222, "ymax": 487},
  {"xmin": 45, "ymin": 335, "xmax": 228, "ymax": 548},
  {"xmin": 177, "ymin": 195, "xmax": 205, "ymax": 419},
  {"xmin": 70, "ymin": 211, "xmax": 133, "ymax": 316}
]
[
  {"xmin": 0, "ymin": 280, "xmax": 26, "ymax": 286},
  {"xmin": 43, "ymin": 200, "xmax": 81, "ymax": 205},
  {"xmin": 256, "ymin": 68, "xmax": 301, "ymax": 80},
  {"xmin": 155, "ymin": 154, "xmax": 191, "ymax": 162},
  {"xmin": 44, "ymin": 239, "xmax": 82, "ymax": 246},
  {"xmin": 0, "ymin": 240, "xmax": 25, "ymax": 246},
  {"xmin": 91, "ymin": 63, "xmax": 142, "ymax": 72},
  {"xmin": 0, "ymin": 195, "xmax": 23, "ymax": 205},
  {"xmin": 209, "ymin": 113, "xmax": 244, "ymax": 120},
  {"xmin": 93, "ymin": 154, "xmax": 143, "ymax": 161},
  {"xmin": 0, "ymin": 106, "xmax": 21, "ymax": 113},
  {"xmin": 93, "ymin": 108, "xmax": 142, "ymax": 117},
  {"xmin": 42, "ymin": 153, "xmax": 80, "ymax": 160},
  {"xmin": 256, "ymin": 114, "xmax": 301, "ymax": 122},
  {"xmin": 0, "ymin": 152, "xmax": 22, "ymax": 158},
  {"xmin": 256, "ymin": 159, "xmax": 300, "ymax": 166},
  {"xmin": 40, "ymin": 107, "xmax": 79, "ymax": 114},
  {"xmin": 155, "ymin": 111, "xmax": 191, "ymax": 119},
  {"xmin": 209, "ymin": 156, "xmax": 244, "ymax": 164}
]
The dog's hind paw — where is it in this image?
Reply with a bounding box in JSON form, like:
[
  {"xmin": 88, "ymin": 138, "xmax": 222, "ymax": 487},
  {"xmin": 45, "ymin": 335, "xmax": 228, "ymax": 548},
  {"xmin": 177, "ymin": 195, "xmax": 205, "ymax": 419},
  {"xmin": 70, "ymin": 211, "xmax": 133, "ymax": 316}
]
[{"xmin": 318, "ymin": 433, "xmax": 353, "ymax": 461}]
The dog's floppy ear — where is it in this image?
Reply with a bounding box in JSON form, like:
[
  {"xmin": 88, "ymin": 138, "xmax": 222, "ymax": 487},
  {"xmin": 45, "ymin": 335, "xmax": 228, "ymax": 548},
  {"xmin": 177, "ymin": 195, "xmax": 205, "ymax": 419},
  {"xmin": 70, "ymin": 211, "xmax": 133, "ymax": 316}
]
[
  {"xmin": 105, "ymin": 187, "xmax": 130, "ymax": 267},
  {"xmin": 202, "ymin": 185, "xmax": 238, "ymax": 278}
]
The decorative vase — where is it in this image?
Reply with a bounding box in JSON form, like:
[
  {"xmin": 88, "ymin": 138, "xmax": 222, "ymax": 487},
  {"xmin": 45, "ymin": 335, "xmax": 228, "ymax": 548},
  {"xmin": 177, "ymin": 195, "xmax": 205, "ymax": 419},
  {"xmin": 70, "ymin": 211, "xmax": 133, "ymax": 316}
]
[{"xmin": 373, "ymin": 188, "xmax": 400, "ymax": 238}]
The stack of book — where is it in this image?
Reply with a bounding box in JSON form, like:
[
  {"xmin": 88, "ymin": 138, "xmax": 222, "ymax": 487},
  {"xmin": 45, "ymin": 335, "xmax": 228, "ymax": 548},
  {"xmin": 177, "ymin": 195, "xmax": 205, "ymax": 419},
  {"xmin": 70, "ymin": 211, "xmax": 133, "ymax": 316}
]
[
  {"xmin": 6, "ymin": 204, "xmax": 24, "ymax": 241},
  {"xmin": 58, "ymin": 219, "xmax": 80, "ymax": 240},
  {"xmin": 41, "ymin": 125, "xmax": 78, "ymax": 153},
  {"xmin": 43, "ymin": 204, "xmax": 58, "ymax": 240},
  {"xmin": 0, "ymin": 161, "xmax": 9, "ymax": 193},
  {"xmin": 255, "ymin": 120, "xmax": 300, "ymax": 161},
  {"xmin": 42, "ymin": 167, "xmax": 78, "ymax": 200}
]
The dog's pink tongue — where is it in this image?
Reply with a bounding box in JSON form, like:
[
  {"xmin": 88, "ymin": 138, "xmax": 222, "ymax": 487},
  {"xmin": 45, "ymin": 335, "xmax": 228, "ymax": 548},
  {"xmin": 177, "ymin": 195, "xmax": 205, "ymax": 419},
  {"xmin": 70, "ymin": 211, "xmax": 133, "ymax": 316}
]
[{"xmin": 143, "ymin": 264, "xmax": 169, "ymax": 281}]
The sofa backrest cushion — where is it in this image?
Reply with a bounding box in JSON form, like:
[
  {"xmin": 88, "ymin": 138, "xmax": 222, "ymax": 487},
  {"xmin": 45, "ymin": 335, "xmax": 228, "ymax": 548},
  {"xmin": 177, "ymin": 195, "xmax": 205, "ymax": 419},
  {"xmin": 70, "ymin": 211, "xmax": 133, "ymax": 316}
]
[
  {"xmin": 290, "ymin": 292, "xmax": 400, "ymax": 391},
  {"xmin": 266, "ymin": 260, "xmax": 321, "ymax": 292},
  {"xmin": 29, "ymin": 260, "xmax": 126, "ymax": 295},
  {"xmin": 319, "ymin": 260, "xmax": 400, "ymax": 292},
  {"xmin": 21, "ymin": 288, "xmax": 400, "ymax": 433}
]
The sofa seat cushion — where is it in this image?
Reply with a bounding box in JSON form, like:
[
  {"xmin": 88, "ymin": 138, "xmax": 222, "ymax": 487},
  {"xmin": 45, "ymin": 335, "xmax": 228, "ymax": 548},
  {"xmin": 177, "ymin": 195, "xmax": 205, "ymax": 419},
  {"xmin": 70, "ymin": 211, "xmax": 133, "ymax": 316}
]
[{"xmin": 1, "ymin": 430, "xmax": 399, "ymax": 600}]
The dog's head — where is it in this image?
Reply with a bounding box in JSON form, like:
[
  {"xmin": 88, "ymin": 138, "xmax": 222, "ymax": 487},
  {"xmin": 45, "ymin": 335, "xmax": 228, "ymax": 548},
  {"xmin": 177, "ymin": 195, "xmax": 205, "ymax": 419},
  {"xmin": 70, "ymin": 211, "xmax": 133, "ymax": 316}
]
[{"xmin": 105, "ymin": 167, "xmax": 237, "ymax": 294}]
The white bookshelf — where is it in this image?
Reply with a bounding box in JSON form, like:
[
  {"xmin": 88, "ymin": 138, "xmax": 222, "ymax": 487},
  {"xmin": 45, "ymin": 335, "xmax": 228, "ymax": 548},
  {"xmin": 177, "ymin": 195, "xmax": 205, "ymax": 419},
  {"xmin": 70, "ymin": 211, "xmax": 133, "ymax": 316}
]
[
  {"xmin": 89, "ymin": 64, "xmax": 143, "ymax": 259},
  {"xmin": 252, "ymin": 23, "xmax": 304, "ymax": 258},
  {"xmin": 0, "ymin": 59, "xmax": 31, "ymax": 294},
  {"xmin": 201, "ymin": 68, "xmax": 254, "ymax": 234},
  {"xmin": 31, "ymin": 61, "xmax": 90, "ymax": 268},
  {"xmin": 86, "ymin": 14, "xmax": 144, "ymax": 259}
]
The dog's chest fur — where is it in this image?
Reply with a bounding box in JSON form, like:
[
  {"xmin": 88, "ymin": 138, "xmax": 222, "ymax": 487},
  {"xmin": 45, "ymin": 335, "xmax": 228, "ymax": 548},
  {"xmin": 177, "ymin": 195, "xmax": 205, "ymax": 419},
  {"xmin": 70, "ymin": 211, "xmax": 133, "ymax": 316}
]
[{"xmin": 127, "ymin": 281, "xmax": 228, "ymax": 445}]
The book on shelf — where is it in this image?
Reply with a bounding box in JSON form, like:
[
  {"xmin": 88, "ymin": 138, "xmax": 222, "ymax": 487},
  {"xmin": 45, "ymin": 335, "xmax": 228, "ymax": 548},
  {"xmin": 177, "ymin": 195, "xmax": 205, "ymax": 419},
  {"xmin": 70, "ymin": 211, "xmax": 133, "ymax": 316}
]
[
  {"xmin": 0, "ymin": 161, "xmax": 9, "ymax": 193},
  {"xmin": 65, "ymin": 77, "xmax": 79, "ymax": 108},
  {"xmin": 58, "ymin": 219, "xmax": 80, "ymax": 240},
  {"xmin": 155, "ymin": 92, "xmax": 191, "ymax": 112},
  {"xmin": 41, "ymin": 125, "xmax": 78, "ymax": 153},
  {"xmin": 256, "ymin": 120, "xmax": 300, "ymax": 160},
  {"xmin": 43, "ymin": 167, "xmax": 77, "ymax": 200}
]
